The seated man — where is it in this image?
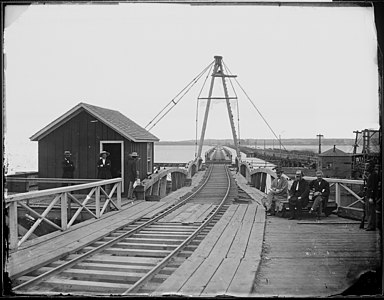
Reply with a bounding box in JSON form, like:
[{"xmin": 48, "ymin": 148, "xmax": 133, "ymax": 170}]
[
  {"xmin": 264, "ymin": 167, "xmax": 288, "ymax": 216},
  {"xmin": 288, "ymin": 170, "xmax": 310, "ymax": 220},
  {"xmin": 309, "ymin": 170, "xmax": 330, "ymax": 219}
]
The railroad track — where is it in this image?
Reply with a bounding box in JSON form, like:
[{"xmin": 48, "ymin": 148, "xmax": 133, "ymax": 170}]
[{"xmin": 12, "ymin": 163, "xmax": 236, "ymax": 296}]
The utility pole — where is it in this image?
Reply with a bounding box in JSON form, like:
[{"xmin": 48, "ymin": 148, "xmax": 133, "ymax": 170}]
[
  {"xmin": 316, "ymin": 134, "xmax": 324, "ymax": 154},
  {"xmin": 352, "ymin": 130, "xmax": 361, "ymax": 155}
]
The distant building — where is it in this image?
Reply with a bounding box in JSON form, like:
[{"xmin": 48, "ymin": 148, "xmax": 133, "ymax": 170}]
[
  {"xmin": 318, "ymin": 145, "xmax": 352, "ymax": 178},
  {"xmin": 30, "ymin": 102, "xmax": 159, "ymax": 193}
]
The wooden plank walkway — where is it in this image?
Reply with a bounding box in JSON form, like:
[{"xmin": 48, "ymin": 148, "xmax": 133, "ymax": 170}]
[
  {"xmin": 5, "ymin": 171, "xmax": 207, "ymax": 279},
  {"xmin": 153, "ymin": 202, "xmax": 266, "ymax": 297},
  {"xmin": 252, "ymin": 215, "xmax": 381, "ymax": 297},
  {"xmin": 7, "ymin": 167, "xmax": 378, "ymax": 297}
]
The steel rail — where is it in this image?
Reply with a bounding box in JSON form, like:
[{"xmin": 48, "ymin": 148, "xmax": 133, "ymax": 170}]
[
  {"xmin": 123, "ymin": 165, "xmax": 232, "ymax": 294},
  {"xmin": 13, "ymin": 165, "xmax": 215, "ymax": 291}
]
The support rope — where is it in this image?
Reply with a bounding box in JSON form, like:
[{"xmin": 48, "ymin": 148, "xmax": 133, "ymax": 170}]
[
  {"xmin": 223, "ymin": 62, "xmax": 288, "ymax": 152},
  {"xmin": 223, "ymin": 62, "xmax": 241, "ymax": 148},
  {"xmin": 195, "ymin": 63, "xmax": 214, "ymax": 157},
  {"xmin": 145, "ymin": 61, "xmax": 214, "ymax": 131}
]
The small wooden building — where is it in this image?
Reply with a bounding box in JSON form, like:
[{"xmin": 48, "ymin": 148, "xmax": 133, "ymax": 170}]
[
  {"xmin": 30, "ymin": 102, "xmax": 159, "ymax": 193},
  {"xmin": 318, "ymin": 146, "xmax": 352, "ymax": 178}
]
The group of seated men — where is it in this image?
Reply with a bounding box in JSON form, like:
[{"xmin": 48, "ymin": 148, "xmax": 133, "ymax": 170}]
[{"xmin": 263, "ymin": 167, "xmax": 330, "ymax": 220}]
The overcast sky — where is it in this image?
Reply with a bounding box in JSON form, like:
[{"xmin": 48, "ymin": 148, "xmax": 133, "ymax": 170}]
[{"xmin": 4, "ymin": 2, "xmax": 380, "ymax": 154}]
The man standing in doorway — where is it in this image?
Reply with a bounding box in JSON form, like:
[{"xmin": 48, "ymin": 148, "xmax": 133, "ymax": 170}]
[
  {"xmin": 97, "ymin": 151, "xmax": 112, "ymax": 196},
  {"xmin": 127, "ymin": 152, "xmax": 139, "ymax": 200}
]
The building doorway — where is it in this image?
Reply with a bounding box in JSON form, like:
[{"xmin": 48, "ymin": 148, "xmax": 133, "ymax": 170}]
[{"xmin": 100, "ymin": 141, "xmax": 124, "ymax": 192}]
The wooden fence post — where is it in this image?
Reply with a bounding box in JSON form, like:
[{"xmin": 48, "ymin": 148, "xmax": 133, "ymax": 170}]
[
  {"xmin": 335, "ymin": 182, "xmax": 341, "ymax": 208},
  {"xmin": 61, "ymin": 192, "xmax": 68, "ymax": 230},
  {"xmin": 117, "ymin": 182, "xmax": 122, "ymax": 209},
  {"xmin": 159, "ymin": 176, "xmax": 167, "ymax": 198},
  {"xmin": 8, "ymin": 202, "xmax": 18, "ymax": 250},
  {"xmin": 171, "ymin": 173, "xmax": 177, "ymax": 191},
  {"xmin": 261, "ymin": 173, "xmax": 267, "ymax": 193},
  {"xmin": 152, "ymin": 180, "xmax": 160, "ymax": 196},
  {"xmin": 96, "ymin": 186, "xmax": 100, "ymax": 218}
]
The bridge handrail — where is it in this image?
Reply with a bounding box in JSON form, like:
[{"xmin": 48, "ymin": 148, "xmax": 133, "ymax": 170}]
[
  {"xmin": 6, "ymin": 178, "xmax": 122, "ymax": 251},
  {"xmin": 5, "ymin": 178, "xmax": 122, "ymax": 203},
  {"xmin": 302, "ymin": 177, "xmax": 364, "ymax": 185},
  {"xmin": 141, "ymin": 168, "xmax": 188, "ymax": 189},
  {"xmin": 240, "ymin": 163, "xmax": 365, "ymax": 209},
  {"xmin": 5, "ymin": 177, "xmax": 100, "ymax": 184}
]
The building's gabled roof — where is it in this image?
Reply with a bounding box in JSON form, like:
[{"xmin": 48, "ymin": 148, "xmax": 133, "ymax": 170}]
[
  {"xmin": 319, "ymin": 146, "xmax": 351, "ymax": 157},
  {"xmin": 30, "ymin": 102, "xmax": 159, "ymax": 142}
]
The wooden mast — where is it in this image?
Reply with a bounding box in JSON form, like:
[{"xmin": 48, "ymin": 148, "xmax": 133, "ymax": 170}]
[{"xmin": 197, "ymin": 56, "xmax": 240, "ymax": 159}]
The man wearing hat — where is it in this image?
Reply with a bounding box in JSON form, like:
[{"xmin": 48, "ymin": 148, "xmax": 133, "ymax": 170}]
[
  {"xmin": 62, "ymin": 151, "xmax": 75, "ymax": 186},
  {"xmin": 97, "ymin": 151, "xmax": 112, "ymax": 179},
  {"xmin": 308, "ymin": 170, "xmax": 330, "ymax": 220},
  {"xmin": 264, "ymin": 167, "xmax": 288, "ymax": 216},
  {"xmin": 288, "ymin": 170, "xmax": 310, "ymax": 220},
  {"xmin": 127, "ymin": 152, "xmax": 139, "ymax": 199}
]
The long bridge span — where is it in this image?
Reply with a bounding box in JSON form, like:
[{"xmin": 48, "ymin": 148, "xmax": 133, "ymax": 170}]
[{"xmin": 4, "ymin": 147, "xmax": 381, "ymax": 297}]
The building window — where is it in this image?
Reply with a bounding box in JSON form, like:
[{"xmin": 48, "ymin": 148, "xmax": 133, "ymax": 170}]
[{"xmin": 147, "ymin": 143, "xmax": 153, "ymax": 174}]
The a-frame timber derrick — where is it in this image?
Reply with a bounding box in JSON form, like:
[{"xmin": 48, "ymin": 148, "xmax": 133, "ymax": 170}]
[{"xmin": 197, "ymin": 56, "xmax": 241, "ymax": 161}]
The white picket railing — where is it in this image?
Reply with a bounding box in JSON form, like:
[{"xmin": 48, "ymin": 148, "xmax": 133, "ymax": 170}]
[
  {"xmin": 5, "ymin": 178, "xmax": 122, "ymax": 250},
  {"xmin": 303, "ymin": 176, "xmax": 364, "ymax": 208}
]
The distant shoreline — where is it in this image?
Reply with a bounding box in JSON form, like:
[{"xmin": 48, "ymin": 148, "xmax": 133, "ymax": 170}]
[{"xmin": 155, "ymin": 138, "xmax": 355, "ymax": 146}]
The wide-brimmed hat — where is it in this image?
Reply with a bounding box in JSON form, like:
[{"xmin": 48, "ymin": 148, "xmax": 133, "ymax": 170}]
[
  {"xmin": 100, "ymin": 151, "xmax": 110, "ymax": 157},
  {"xmin": 64, "ymin": 151, "xmax": 71, "ymax": 156},
  {"xmin": 131, "ymin": 152, "xmax": 138, "ymax": 157}
]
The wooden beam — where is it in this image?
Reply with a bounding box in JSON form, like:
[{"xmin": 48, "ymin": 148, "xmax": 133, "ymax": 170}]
[
  {"xmin": 198, "ymin": 97, "xmax": 238, "ymax": 100},
  {"xmin": 339, "ymin": 183, "xmax": 363, "ymax": 201},
  {"xmin": 61, "ymin": 193, "xmax": 68, "ymax": 230},
  {"xmin": 17, "ymin": 195, "xmax": 62, "ymax": 246},
  {"xmin": 6, "ymin": 177, "xmax": 100, "ymax": 183},
  {"xmin": 8, "ymin": 202, "xmax": 18, "ymax": 250},
  {"xmin": 5, "ymin": 178, "xmax": 122, "ymax": 203}
]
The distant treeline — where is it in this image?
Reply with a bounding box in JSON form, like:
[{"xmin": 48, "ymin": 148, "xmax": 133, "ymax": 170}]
[{"xmin": 156, "ymin": 138, "xmax": 355, "ymax": 146}]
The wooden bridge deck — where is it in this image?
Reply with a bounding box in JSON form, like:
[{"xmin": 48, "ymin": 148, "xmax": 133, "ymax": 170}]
[
  {"xmin": 253, "ymin": 215, "xmax": 381, "ymax": 297},
  {"xmin": 5, "ymin": 171, "xmax": 207, "ymax": 279},
  {"xmin": 5, "ymin": 168, "xmax": 381, "ymax": 297},
  {"xmin": 153, "ymin": 202, "xmax": 265, "ymax": 297}
]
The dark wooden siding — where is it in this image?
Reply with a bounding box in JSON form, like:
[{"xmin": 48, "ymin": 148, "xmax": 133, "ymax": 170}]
[
  {"xmin": 37, "ymin": 109, "xmax": 155, "ymax": 193},
  {"xmin": 70, "ymin": 112, "xmax": 80, "ymax": 178},
  {"xmin": 38, "ymin": 110, "xmax": 124, "ymax": 188},
  {"xmin": 320, "ymin": 156, "xmax": 352, "ymax": 178},
  {"xmin": 78, "ymin": 112, "xmax": 88, "ymax": 179}
]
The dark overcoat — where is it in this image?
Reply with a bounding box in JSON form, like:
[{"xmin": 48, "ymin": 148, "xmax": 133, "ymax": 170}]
[
  {"xmin": 126, "ymin": 157, "xmax": 137, "ymax": 183},
  {"xmin": 366, "ymin": 171, "xmax": 379, "ymax": 201},
  {"xmin": 62, "ymin": 158, "xmax": 75, "ymax": 178},
  {"xmin": 309, "ymin": 179, "xmax": 330, "ymax": 200},
  {"xmin": 97, "ymin": 158, "xmax": 112, "ymax": 179},
  {"xmin": 289, "ymin": 179, "xmax": 310, "ymax": 207}
]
